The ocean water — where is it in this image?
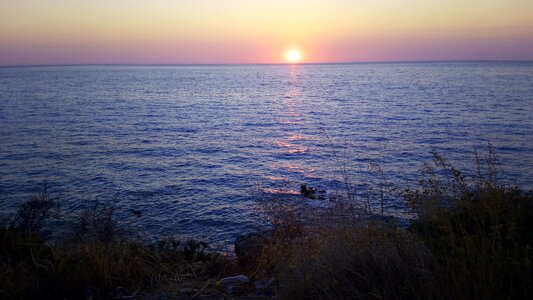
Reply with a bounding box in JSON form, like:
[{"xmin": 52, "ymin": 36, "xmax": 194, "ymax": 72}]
[{"xmin": 1, "ymin": 62, "xmax": 532, "ymax": 246}]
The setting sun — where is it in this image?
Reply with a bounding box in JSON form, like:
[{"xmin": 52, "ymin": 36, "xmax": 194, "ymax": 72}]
[{"xmin": 286, "ymin": 49, "xmax": 302, "ymax": 63}]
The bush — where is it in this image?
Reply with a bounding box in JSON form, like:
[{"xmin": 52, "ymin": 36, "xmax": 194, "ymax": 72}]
[
  {"xmin": 72, "ymin": 201, "xmax": 117, "ymax": 244},
  {"xmin": 0, "ymin": 189, "xmax": 236, "ymax": 299},
  {"xmin": 13, "ymin": 183, "xmax": 59, "ymax": 240},
  {"xmin": 254, "ymin": 148, "xmax": 533, "ymax": 299},
  {"xmin": 406, "ymin": 150, "xmax": 533, "ymax": 299},
  {"xmin": 255, "ymin": 196, "xmax": 436, "ymax": 299},
  {"xmin": 0, "ymin": 227, "xmax": 58, "ymax": 298}
]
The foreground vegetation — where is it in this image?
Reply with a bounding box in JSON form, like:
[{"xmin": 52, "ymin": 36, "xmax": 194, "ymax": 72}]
[
  {"xmin": 254, "ymin": 150, "xmax": 532, "ymax": 299},
  {"xmin": 0, "ymin": 189, "xmax": 237, "ymax": 299},
  {"xmin": 1, "ymin": 149, "xmax": 532, "ymax": 299}
]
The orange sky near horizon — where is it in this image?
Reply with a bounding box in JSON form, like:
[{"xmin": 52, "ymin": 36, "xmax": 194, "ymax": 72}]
[{"xmin": 0, "ymin": 0, "xmax": 532, "ymax": 65}]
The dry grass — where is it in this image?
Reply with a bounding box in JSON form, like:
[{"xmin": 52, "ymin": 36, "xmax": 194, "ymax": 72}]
[
  {"xmin": 253, "ymin": 147, "xmax": 533, "ymax": 299},
  {"xmin": 0, "ymin": 193, "xmax": 237, "ymax": 299},
  {"xmin": 405, "ymin": 149, "xmax": 533, "ymax": 299},
  {"xmin": 255, "ymin": 199, "xmax": 436, "ymax": 299}
]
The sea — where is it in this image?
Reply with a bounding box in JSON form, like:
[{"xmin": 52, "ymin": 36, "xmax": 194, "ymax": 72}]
[{"xmin": 1, "ymin": 62, "xmax": 532, "ymax": 247}]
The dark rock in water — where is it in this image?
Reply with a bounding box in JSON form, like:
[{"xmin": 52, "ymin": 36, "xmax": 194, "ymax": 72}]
[
  {"xmin": 234, "ymin": 230, "xmax": 272, "ymax": 269},
  {"xmin": 300, "ymin": 184, "xmax": 326, "ymax": 200},
  {"xmin": 300, "ymin": 184, "xmax": 316, "ymax": 198}
]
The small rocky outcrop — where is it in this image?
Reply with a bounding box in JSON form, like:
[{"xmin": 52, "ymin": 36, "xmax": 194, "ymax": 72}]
[{"xmin": 300, "ymin": 184, "xmax": 326, "ymax": 200}]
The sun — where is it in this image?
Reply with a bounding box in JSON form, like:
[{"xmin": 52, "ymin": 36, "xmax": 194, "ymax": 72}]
[{"xmin": 286, "ymin": 49, "xmax": 302, "ymax": 63}]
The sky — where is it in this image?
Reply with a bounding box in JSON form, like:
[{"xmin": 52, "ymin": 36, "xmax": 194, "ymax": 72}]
[{"xmin": 0, "ymin": 0, "xmax": 532, "ymax": 65}]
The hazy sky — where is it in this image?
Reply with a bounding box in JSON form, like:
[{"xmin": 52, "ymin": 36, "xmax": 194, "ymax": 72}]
[{"xmin": 0, "ymin": 0, "xmax": 531, "ymax": 65}]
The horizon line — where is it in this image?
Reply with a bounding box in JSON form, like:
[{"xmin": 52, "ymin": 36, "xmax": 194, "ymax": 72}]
[{"xmin": 1, "ymin": 59, "xmax": 532, "ymax": 68}]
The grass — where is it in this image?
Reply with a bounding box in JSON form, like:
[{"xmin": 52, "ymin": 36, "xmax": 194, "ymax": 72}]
[
  {"xmin": 254, "ymin": 195, "xmax": 437, "ymax": 299},
  {"xmin": 405, "ymin": 149, "xmax": 533, "ymax": 299},
  {"xmin": 252, "ymin": 148, "xmax": 533, "ymax": 299},
  {"xmin": 0, "ymin": 193, "xmax": 236, "ymax": 299},
  {"xmin": 1, "ymin": 147, "xmax": 532, "ymax": 299}
]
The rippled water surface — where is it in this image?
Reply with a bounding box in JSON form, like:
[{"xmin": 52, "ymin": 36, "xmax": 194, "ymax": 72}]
[{"xmin": 1, "ymin": 62, "xmax": 532, "ymax": 245}]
